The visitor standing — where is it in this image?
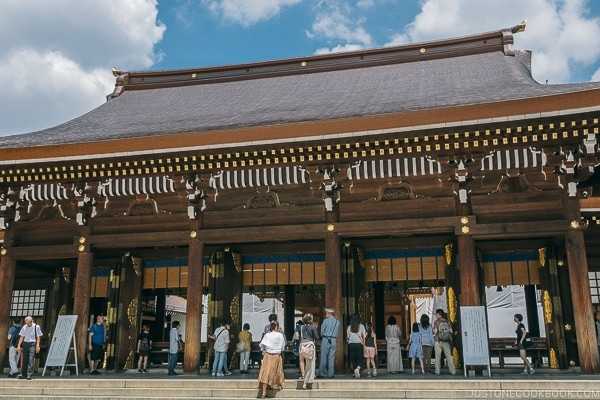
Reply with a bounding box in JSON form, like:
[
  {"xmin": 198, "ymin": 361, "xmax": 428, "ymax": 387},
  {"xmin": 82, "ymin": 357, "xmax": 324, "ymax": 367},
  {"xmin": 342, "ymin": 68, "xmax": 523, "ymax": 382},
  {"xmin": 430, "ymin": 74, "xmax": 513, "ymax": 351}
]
[
  {"xmin": 419, "ymin": 314, "xmax": 434, "ymax": 374},
  {"xmin": 514, "ymin": 313, "xmax": 534, "ymax": 375},
  {"xmin": 319, "ymin": 308, "xmax": 340, "ymax": 378},
  {"xmin": 385, "ymin": 316, "xmax": 402, "ymax": 374},
  {"xmin": 211, "ymin": 320, "xmax": 231, "ymax": 377},
  {"xmin": 238, "ymin": 323, "xmax": 252, "ymax": 374},
  {"xmin": 433, "ymin": 309, "xmax": 456, "ymax": 376},
  {"xmin": 16, "ymin": 316, "xmax": 43, "ymax": 380},
  {"xmin": 168, "ymin": 321, "xmax": 181, "ymax": 375},
  {"xmin": 7, "ymin": 317, "xmax": 22, "ymax": 378},
  {"xmin": 347, "ymin": 313, "xmax": 365, "ymax": 378},
  {"xmin": 137, "ymin": 324, "xmax": 152, "ymax": 373},
  {"xmin": 88, "ymin": 314, "xmax": 106, "ymax": 375},
  {"xmin": 257, "ymin": 321, "xmax": 285, "ymax": 398},
  {"xmin": 298, "ymin": 313, "xmax": 318, "ymax": 390}
]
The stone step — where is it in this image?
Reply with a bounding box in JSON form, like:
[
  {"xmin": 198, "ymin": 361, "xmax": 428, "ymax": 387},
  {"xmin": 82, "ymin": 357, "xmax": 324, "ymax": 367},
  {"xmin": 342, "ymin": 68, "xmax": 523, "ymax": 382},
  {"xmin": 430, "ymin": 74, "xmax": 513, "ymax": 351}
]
[{"xmin": 0, "ymin": 376, "xmax": 599, "ymax": 400}]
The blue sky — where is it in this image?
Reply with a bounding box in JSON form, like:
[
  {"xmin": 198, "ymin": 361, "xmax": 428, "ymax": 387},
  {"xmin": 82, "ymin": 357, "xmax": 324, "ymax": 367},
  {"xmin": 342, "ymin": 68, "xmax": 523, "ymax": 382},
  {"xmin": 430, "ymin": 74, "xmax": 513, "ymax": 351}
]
[{"xmin": 1, "ymin": 0, "xmax": 600, "ymax": 136}]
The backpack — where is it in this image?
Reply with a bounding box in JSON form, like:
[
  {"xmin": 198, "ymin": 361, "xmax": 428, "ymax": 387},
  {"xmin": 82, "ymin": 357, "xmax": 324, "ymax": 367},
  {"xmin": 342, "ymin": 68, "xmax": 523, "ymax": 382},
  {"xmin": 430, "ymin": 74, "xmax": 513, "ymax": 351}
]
[
  {"xmin": 139, "ymin": 336, "xmax": 150, "ymax": 352},
  {"xmin": 438, "ymin": 320, "xmax": 452, "ymax": 342},
  {"xmin": 10, "ymin": 326, "xmax": 21, "ymax": 347}
]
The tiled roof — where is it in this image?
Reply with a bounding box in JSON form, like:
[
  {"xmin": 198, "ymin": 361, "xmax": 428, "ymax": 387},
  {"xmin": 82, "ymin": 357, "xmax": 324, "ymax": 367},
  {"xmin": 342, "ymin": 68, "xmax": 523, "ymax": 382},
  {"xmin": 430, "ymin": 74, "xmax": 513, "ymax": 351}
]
[{"xmin": 2, "ymin": 25, "xmax": 599, "ymax": 150}]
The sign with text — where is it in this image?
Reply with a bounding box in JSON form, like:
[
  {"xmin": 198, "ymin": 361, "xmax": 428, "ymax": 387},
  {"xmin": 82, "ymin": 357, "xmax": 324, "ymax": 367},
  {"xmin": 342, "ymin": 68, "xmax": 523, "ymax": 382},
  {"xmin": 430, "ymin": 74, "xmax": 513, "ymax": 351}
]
[
  {"xmin": 43, "ymin": 315, "xmax": 78, "ymax": 374},
  {"xmin": 460, "ymin": 306, "xmax": 491, "ymax": 376}
]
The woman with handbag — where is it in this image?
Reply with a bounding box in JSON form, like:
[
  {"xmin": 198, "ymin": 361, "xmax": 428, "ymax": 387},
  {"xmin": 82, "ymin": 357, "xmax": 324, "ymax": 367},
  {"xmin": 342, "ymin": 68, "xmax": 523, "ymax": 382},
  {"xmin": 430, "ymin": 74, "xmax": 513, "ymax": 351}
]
[
  {"xmin": 238, "ymin": 323, "xmax": 252, "ymax": 373},
  {"xmin": 513, "ymin": 314, "xmax": 534, "ymax": 375},
  {"xmin": 298, "ymin": 313, "xmax": 318, "ymax": 390}
]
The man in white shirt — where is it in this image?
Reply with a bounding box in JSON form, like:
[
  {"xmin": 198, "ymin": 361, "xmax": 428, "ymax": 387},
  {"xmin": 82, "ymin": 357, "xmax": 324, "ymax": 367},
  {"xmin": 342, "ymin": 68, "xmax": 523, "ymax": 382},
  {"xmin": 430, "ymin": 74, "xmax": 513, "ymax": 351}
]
[{"xmin": 16, "ymin": 316, "xmax": 43, "ymax": 380}]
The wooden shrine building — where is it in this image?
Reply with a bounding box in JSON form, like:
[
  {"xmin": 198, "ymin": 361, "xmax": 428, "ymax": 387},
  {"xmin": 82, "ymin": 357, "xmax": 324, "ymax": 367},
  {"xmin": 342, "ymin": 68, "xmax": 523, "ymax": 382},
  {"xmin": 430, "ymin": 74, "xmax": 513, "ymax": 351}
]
[{"xmin": 1, "ymin": 23, "xmax": 599, "ymax": 374}]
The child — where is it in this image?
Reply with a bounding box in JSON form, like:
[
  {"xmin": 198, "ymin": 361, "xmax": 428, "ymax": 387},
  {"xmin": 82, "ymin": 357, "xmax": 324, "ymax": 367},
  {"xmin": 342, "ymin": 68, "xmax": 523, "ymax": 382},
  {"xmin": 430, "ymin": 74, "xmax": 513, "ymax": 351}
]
[
  {"xmin": 363, "ymin": 322, "xmax": 378, "ymax": 377},
  {"xmin": 407, "ymin": 322, "xmax": 425, "ymax": 375}
]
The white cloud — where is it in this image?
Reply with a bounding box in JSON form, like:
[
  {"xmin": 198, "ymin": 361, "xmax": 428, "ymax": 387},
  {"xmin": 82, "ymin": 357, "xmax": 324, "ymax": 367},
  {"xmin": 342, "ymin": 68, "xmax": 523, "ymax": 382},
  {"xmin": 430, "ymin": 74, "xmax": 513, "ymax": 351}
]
[
  {"xmin": 307, "ymin": 1, "xmax": 373, "ymax": 49},
  {"xmin": 315, "ymin": 43, "xmax": 366, "ymax": 55},
  {"xmin": 387, "ymin": 0, "xmax": 600, "ymax": 84},
  {"xmin": 202, "ymin": 0, "xmax": 302, "ymax": 27},
  {"xmin": 0, "ymin": 0, "xmax": 165, "ymax": 136},
  {"xmin": 592, "ymin": 68, "xmax": 600, "ymax": 82}
]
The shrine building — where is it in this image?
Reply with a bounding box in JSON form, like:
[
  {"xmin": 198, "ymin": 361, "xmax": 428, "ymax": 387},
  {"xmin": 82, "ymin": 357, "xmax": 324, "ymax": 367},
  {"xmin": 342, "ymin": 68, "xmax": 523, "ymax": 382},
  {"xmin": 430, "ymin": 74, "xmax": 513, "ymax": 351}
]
[{"xmin": 0, "ymin": 22, "xmax": 599, "ymax": 374}]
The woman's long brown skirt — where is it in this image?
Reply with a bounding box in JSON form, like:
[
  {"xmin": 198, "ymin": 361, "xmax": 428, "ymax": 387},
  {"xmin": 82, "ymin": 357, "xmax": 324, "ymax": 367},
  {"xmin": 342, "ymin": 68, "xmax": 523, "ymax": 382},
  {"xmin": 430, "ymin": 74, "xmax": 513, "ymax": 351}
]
[{"xmin": 257, "ymin": 353, "xmax": 285, "ymax": 389}]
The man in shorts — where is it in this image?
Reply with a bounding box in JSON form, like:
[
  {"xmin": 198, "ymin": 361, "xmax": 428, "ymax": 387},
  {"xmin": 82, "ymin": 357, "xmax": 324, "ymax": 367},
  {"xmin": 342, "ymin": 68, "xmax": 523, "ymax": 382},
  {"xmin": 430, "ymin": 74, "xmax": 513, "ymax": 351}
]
[{"xmin": 88, "ymin": 314, "xmax": 106, "ymax": 375}]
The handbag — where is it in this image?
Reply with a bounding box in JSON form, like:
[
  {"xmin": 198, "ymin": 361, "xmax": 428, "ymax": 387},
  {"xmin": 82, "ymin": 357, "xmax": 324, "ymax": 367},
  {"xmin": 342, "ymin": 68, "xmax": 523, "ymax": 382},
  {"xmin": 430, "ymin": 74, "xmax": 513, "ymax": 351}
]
[
  {"xmin": 523, "ymin": 332, "xmax": 533, "ymax": 348},
  {"xmin": 236, "ymin": 340, "xmax": 247, "ymax": 352},
  {"xmin": 299, "ymin": 326, "xmax": 315, "ymax": 360}
]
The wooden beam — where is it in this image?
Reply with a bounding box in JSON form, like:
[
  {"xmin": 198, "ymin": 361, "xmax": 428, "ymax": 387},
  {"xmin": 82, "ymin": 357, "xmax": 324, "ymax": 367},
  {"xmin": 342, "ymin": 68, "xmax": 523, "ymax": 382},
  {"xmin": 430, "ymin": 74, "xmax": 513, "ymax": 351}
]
[
  {"xmin": 461, "ymin": 220, "xmax": 576, "ymax": 239},
  {"xmin": 7, "ymin": 244, "xmax": 79, "ymax": 260},
  {"xmin": 196, "ymin": 216, "xmax": 461, "ymax": 243}
]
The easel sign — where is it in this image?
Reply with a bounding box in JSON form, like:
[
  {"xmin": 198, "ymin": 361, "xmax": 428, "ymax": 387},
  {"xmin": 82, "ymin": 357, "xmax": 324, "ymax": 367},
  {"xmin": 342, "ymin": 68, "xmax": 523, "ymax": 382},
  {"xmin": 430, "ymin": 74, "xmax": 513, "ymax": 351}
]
[
  {"xmin": 42, "ymin": 315, "xmax": 78, "ymax": 377},
  {"xmin": 460, "ymin": 306, "xmax": 491, "ymax": 377}
]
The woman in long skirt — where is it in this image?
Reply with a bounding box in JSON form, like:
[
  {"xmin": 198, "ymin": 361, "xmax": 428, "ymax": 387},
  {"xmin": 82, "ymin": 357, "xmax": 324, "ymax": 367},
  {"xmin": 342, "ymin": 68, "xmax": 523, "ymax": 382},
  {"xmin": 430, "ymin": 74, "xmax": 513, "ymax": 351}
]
[
  {"xmin": 385, "ymin": 316, "xmax": 402, "ymax": 373},
  {"xmin": 258, "ymin": 320, "xmax": 286, "ymax": 398}
]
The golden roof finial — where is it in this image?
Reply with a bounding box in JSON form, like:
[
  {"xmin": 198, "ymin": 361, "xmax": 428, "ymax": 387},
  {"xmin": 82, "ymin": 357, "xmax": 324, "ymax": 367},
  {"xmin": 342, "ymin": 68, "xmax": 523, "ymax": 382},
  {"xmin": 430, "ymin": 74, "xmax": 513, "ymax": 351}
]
[
  {"xmin": 112, "ymin": 67, "xmax": 121, "ymax": 77},
  {"xmin": 512, "ymin": 20, "xmax": 527, "ymax": 33}
]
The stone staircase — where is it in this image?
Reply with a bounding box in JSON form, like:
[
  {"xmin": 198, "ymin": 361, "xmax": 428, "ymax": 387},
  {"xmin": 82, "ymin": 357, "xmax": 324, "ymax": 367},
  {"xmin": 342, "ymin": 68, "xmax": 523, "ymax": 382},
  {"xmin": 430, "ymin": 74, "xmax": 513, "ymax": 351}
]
[{"xmin": 0, "ymin": 373, "xmax": 599, "ymax": 400}]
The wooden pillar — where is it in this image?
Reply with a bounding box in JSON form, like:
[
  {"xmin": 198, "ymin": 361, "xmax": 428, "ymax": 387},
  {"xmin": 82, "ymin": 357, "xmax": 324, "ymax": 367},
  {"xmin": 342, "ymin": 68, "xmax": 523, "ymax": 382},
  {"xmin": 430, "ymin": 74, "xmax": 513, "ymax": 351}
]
[
  {"xmin": 324, "ymin": 230, "xmax": 342, "ymax": 373},
  {"xmin": 457, "ymin": 235, "xmax": 479, "ymax": 306},
  {"xmin": 538, "ymin": 246, "xmax": 568, "ymax": 368},
  {"xmin": 184, "ymin": 237, "xmax": 204, "ymax": 373},
  {"xmin": 73, "ymin": 251, "xmax": 93, "ymax": 372},
  {"xmin": 45, "ymin": 266, "xmax": 73, "ymax": 353},
  {"xmin": 524, "ymin": 285, "xmax": 540, "ymax": 337},
  {"xmin": 0, "ymin": 254, "xmax": 17, "ymax": 369},
  {"xmin": 565, "ymin": 230, "xmax": 600, "ymax": 374},
  {"xmin": 113, "ymin": 255, "xmax": 143, "ymax": 370},
  {"xmin": 284, "ymin": 285, "xmax": 295, "ymax": 340}
]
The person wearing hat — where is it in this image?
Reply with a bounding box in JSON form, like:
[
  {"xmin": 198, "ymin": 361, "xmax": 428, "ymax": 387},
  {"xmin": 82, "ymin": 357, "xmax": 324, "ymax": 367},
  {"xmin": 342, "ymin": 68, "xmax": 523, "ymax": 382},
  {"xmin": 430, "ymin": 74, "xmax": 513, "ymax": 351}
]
[{"xmin": 319, "ymin": 308, "xmax": 340, "ymax": 378}]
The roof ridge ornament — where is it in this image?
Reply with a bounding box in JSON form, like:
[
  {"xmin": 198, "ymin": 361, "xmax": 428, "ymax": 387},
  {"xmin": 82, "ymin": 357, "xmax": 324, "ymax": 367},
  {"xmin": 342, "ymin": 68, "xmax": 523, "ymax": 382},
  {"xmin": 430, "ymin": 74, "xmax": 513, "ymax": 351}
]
[
  {"xmin": 109, "ymin": 67, "xmax": 129, "ymax": 99},
  {"xmin": 502, "ymin": 20, "xmax": 526, "ymax": 56},
  {"xmin": 512, "ymin": 20, "xmax": 527, "ymax": 34}
]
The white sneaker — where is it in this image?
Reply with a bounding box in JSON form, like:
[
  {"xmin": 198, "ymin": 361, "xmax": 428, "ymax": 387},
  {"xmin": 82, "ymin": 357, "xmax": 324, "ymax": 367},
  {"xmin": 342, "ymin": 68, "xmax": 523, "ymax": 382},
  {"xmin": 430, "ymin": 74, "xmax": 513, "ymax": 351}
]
[
  {"xmin": 529, "ymin": 368, "xmax": 535, "ymax": 375},
  {"xmin": 372, "ymin": 368, "xmax": 377, "ymax": 377},
  {"xmin": 354, "ymin": 368, "xmax": 360, "ymax": 378}
]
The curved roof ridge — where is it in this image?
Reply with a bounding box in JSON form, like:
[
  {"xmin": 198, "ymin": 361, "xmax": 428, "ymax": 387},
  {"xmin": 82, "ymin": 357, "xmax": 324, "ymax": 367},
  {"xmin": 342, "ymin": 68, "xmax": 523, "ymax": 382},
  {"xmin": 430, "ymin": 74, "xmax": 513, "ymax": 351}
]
[{"xmin": 109, "ymin": 22, "xmax": 527, "ymax": 96}]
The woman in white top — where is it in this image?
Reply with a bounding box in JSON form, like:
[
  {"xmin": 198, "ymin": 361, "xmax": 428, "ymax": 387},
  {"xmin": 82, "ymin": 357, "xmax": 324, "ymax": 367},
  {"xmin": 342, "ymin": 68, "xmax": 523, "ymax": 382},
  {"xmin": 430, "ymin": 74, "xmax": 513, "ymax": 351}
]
[
  {"xmin": 385, "ymin": 315, "xmax": 403, "ymax": 373},
  {"xmin": 258, "ymin": 321, "xmax": 286, "ymax": 398},
  {"xmin": 347, "ymin": 314, "xmax": 366, "ymax": 378}
]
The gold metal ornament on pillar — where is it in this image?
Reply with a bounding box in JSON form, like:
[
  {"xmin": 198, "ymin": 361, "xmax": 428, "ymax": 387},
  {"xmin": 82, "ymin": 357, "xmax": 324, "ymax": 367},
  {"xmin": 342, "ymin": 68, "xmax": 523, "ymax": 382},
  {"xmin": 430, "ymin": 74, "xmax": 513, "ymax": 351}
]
[
  {"xmin": 127, "ymin": 298, "xmax": 139, "ymax": 328},
  {"xmin": 230, "ymin": 295, "xmax": 240, "ymax": 326},
  {"xmin": 447, "ymin": 287, "xmax": 457, "ymax": 323},
  {"xmin": 542, "ymin": 290, "xmax": 553, "ymax": 323},
  {"xmin": 445, "ymin": 243, "xmax": 453, "ymax": 266},
  {"xmin": 538, "ymin": 247, "xmax": 546, "ymax": 267},
  {"xmin": 549, "ymin": 348, "xmax": 558, "ymax": 368},
  {"xmin": 125, "ymin": 351, "xmax": 135, "ymax": 369}
]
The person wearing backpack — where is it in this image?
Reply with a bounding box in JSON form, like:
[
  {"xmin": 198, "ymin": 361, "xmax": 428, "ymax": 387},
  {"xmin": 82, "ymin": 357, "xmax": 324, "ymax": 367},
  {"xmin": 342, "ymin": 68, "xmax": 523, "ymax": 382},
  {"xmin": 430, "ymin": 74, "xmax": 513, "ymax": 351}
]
[
  {"xmin": 137, "ymin": 324, "xmax": 152, "ymax": 374},
  {"xmin": 7, "ymin": 317, "xmax": 22, "ymax": 377},
  {"xmin": 433, "ymin": 309, "xmax": 456, "ymax": 376}
]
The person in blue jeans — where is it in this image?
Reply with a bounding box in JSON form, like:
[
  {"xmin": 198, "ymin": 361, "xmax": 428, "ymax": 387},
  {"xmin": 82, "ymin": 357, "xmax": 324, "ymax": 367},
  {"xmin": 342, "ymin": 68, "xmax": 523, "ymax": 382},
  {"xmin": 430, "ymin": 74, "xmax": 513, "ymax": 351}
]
[
  {"xmin": 319, "ymin": 308, "xmax": 340, "ymax": 378},
  {"xmin": 167, "ymin": 321, "xmax": 181, "ymax": 375},
  {"xmin": 211, "ymin": 320, "xmax": 231, "ymax": 377}
]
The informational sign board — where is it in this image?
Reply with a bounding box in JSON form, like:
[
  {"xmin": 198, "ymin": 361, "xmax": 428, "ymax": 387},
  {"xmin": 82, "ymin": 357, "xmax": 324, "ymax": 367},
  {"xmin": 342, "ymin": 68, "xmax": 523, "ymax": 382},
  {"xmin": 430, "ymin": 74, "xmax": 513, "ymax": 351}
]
[
  {"xmin": 42, "ymin": 315, "xmax": 78, "ymax": 376},
  {"xmin": 460, "ymin": 306, "xmax": 491, "ymax": 377}
]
